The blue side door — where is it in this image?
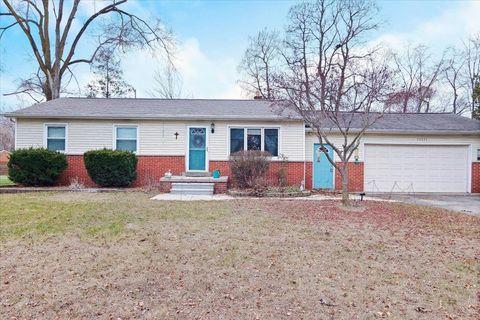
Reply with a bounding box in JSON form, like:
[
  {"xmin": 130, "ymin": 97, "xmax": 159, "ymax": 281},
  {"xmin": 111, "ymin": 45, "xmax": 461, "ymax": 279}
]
[
  {"xmin": 313, "ymin": 144, "xmax": 333, "ymax": 189},
  {"xmin": 188, "ymin": 127, "xmax": 207, "ymax": 171}
]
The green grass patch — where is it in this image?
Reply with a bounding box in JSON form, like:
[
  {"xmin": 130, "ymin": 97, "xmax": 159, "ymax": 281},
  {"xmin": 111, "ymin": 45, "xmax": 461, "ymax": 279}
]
[
  {"xmin": 0, "ymin": 175, "xmax": 15, "ymax": 186},
  {"xmin": 0, "ymin": 192, "xmax": 228, "ymax": 240}
]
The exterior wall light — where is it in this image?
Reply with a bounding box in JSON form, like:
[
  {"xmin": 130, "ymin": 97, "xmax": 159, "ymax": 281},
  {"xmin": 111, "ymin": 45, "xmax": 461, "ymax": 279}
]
[
  {"xmin": 211, "ymin": 122, "xmax": 215, "ymax": 134},
  {"xmin": 354, "ymin": 147, "xmax": 360, "ymax": 164}
]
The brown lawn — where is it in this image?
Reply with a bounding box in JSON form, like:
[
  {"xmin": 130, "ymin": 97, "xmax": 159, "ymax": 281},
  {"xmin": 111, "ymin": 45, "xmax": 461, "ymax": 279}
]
[{"xmin": 0, "ymin": 192, "xmax": 478, "ymax": 319}]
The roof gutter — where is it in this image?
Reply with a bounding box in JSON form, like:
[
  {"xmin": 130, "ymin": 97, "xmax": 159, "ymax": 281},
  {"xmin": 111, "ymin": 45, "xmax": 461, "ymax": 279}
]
[
  {"xmin": 304, "ymin": 127, "xmax": 480, "ymax": 135},
  {"xmin": 3, "ymin": 114, "xmax": 303, "ymax": 121}
]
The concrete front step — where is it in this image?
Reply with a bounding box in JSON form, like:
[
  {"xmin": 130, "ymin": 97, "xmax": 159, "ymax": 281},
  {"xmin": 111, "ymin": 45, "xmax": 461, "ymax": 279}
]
[
  {"xmin": 182, "ymin": 171, "xmax": 212, "ymax": 177},
  {"xmin": 172, "ymin": 182, "xmax": 214, "ymax": 190},
  {"xmin": 171, "ymin": 190, "xmax": 214, "ymax": 195},
  {"xmin": 171, "ymin": 182, "xmax": 214, "ymax": 195}
]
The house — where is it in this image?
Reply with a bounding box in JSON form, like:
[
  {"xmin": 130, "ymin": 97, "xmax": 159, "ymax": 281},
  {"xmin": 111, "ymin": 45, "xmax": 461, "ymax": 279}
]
[{"xmin": 4, "ymin": 97, "xmax": 480, "ymax": 193}]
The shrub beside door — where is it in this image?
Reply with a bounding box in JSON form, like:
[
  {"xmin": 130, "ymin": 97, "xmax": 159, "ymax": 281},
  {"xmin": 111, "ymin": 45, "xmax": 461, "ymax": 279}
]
[
  {"xmin": 229, "ymin": 150, "xmax": 271, "ymax": 189},
  {"xmin": 84, "ymin": 149, "xmax": 137, "ymax": 187}
]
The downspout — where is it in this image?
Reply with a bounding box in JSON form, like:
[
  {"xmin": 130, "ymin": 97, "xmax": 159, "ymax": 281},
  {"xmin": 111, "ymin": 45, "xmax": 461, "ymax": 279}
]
[{"xmin": 302, "ymin": 121, "xmax": 306, "ymax": 191}]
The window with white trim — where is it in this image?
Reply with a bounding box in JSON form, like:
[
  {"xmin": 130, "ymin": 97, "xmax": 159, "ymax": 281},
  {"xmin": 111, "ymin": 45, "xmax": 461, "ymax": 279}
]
[
  {"xmin": 115, "ymin": 126, "xmax": 137, "ymax": 152},
  {"xmin": 46, "ymin": 125, "xmax": 66, "ymax": 152},
  {"xmin": 229, "ymin": 127, "xmax": 279, "ymax": 156}
]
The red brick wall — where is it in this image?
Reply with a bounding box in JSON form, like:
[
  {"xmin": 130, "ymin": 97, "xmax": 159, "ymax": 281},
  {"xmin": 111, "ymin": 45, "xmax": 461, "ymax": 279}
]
[
  {"xmin": 472, "ymin": 163, "xmax": 480, "ymax": 193},
  {"xmin": 214, "ymin": 182, "xmax": 228, "ymax": 194},
  {"xmin": 210, "ymin": 161, "xmax": 306, "ymax": 188},
  {"xmin": 0, "ymin": 150, "xmax": 9, "ymax": 163},
  {"xmin": 305, "ymin": 161, "xmax": 363, "ymax": 192},
  {"xmin": 59, "ymin": 155, "xmax": 185, "ymax": 187},
  {"xmin": 134, "ymin": 156, "xmax": 185, "ymax": 187},
  {"xmin": 305, "ymin": 162, "xmax": 313, "ymax": 190},
  {"xmin": 0, "ymin": 151, "xmax": 9, "ymax": 175},
  {"xmin": 58, "ymin": 156, "xmax": 369, "ymax": 192},
  {"xmin": 58, "ymin": 156, "xmax": 96, "ymax": 187},
  {"xmin": 334, "ymin": 162, "xmax": 364, "ymax": 192}
]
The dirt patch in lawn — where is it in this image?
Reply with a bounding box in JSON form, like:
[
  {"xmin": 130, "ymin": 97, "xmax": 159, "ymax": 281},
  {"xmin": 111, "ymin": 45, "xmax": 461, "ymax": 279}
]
[{"xmin": 0, "ymin": 193, "xmax": 479, "ymax": 319}]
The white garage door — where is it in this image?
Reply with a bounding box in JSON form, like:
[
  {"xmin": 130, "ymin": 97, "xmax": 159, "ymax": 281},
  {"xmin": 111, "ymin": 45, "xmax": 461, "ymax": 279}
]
[{"xmin": 364, "ymin": 144, "xmax": 469, "ymax": 193}]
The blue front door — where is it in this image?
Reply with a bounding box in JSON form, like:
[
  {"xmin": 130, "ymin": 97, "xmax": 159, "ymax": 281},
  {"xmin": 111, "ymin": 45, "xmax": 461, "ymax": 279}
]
[
  {"xmin": 188, "ymin": 127, "xmax": 207, "ymax": 171},
  {"xmin": 313, "ymin": 144, "xmax": 333, "ymax": 189}
]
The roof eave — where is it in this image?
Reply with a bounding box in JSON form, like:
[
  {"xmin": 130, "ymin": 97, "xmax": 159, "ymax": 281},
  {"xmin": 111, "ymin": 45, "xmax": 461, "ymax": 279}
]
[
  {"xmin": 305, "ymin": 127, "xmax": 480, "ymax": 135},
  {"xmin": 5, "ymin": 114, "xmax": 302, "ymax": 121}
]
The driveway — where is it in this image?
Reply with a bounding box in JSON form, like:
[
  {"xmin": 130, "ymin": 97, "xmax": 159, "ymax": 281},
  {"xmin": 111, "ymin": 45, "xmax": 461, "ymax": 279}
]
[{"xmin": 384, "ymin": 194, "xmax": 480, "ymax": 217}]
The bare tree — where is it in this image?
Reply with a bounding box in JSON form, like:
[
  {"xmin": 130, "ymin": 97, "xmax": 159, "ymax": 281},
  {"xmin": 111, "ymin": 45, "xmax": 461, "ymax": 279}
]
[
  {"xmin": 443, "ymin": 47, "xmax": 469, "ymax": 115},
  {"xmin": 86, "ymin": 47, "xmax": 134, "ymax": 98},
  {"xmin": 1, "ymin": 0, "xmax": 173, "ymax": 101},
  {"xmin": 464, "ymin": 34, "xmax": 480, "ymax": 118},
  {"xmin": 271, "ymin": 0, "xmax": 393, "ymax": 206},
  {"xmin": 388, "ymin": 44, "xmax": 444, "ymax": 113},
  {"xmin": 0, "ymin": 116, "xmax": 14, "ymax": 151},
  {"xmin": 151, "ymin": 62, "xmax": 183, "ymax": 99},
  {"xmin": 238, "ymin": 28, "xmax": 280, "ymax": 99},
  {"xmin": 473, "ymin": 78, "xmax": 480, "ymax": 120}
]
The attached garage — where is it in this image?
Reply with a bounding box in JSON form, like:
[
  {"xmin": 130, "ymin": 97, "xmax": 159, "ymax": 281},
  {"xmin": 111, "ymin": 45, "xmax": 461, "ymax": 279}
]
[{"xmin": 364, "ymin": 144, "xmax": 470, "ymax": 193}]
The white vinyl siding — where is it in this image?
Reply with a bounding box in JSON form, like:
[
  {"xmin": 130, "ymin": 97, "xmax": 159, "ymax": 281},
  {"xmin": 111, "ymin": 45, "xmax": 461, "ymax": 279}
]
[
  {"xmin": 139, "ymin": 121, "xmax": 185, "ymax": 155},
  {"xmin": 15, "ymin": 119, "xmax": 43, "ymax": 148},
  {"xmin": 69, "ymin": 121, "xmax": 113, "ymax": 153},
  {"xmin": 14, "ymin": 119, "xmax": 306, "ymax": 161}
]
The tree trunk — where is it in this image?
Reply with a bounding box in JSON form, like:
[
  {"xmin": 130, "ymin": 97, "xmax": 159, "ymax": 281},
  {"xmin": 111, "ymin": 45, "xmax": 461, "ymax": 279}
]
[{"xmin": 339, "ymin": 164, "xmax": 350, "ymax": 207}]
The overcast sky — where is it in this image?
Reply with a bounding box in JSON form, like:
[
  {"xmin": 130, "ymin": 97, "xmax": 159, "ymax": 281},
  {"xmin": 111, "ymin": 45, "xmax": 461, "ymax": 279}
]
[{"xmin": 1, "ymin": 0, "xmax": 480, "ymax": 110}]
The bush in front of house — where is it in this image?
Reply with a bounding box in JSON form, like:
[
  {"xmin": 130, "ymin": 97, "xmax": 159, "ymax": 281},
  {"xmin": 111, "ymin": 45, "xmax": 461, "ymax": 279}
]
[
  {"xmin": 7, "ymin": 148, "xmax": 68, "ymax": 186},
  {"xmin": 229, "ymin": 150, "xmax": 271, "ymax": 189},
  {"xmin": 84, "ymin": 149, "xmax": 137, "ymax": 187}
]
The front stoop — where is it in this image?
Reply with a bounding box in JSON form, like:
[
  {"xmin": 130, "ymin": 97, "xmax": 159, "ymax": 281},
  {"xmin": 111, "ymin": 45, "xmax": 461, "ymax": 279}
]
[
  {"xmin": 160, "ymin": 176, "xmax": 228, "ymax": 194},
  {"xmin": 171, "ymin": 182, "xmax": 214, "ymax": 195}
]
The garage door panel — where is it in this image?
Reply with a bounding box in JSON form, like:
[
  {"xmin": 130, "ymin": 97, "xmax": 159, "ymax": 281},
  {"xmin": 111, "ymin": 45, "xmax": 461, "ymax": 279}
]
[{"xmin": 364, "ymin": 145, "xmax": 468, "ymax": 193}]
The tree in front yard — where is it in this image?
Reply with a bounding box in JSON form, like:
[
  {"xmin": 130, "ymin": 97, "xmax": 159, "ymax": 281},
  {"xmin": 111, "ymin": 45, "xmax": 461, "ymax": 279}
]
[
  {"xmin": 472, "ymin": 78, "xmax": 480, "ymax": 120},
  {"xmin": 0, "ymin": 116, "xmax": 15, "ymax": 151},
  {"xmin": 86, "ymin": 47, "xmax": 135, "ymax": 98},
  {"xmin": 239, "ymin": 0, "xmax": 393, "ymax": 206},
  {"xmin": 0, "ymin": 0, "xmax": 173, "ymax": 102}
]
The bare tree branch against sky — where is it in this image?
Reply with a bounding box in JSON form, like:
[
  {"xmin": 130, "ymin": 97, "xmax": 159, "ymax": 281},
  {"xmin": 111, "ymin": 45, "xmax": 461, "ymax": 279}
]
[
  {"xmin": 0, "ymin": 0, "xmax": 479, "ymax": 110},
  {"xmin": 0, "ymin": 0, "xmax": 173, "ymax": 102}
]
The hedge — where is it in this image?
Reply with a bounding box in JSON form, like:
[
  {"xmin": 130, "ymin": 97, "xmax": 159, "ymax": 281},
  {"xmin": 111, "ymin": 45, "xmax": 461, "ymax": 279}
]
[
  {"xmin": 8, "ymin": 148, "xmax": 68, "ymax": 186},
  {"xmin": 84, "ymin": 149, "xmax": 137, "ymax": 187}
]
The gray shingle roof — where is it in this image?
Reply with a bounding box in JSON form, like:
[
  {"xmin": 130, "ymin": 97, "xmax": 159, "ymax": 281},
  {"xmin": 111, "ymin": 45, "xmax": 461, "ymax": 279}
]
[
  {"xmin": 315, "ymin": 112, "xmax": 480, "ymax": 134},
  {"xmin": 4, "ymin": 97, "xmax": 480, "ymax": 134},
  {"xmin": 4, "ymin": 97, "xmax": 298, "ymax": 121}
]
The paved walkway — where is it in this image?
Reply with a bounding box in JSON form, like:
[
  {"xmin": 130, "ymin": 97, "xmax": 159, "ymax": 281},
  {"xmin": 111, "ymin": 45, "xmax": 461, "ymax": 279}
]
[
  {"xmin": 150, "ymin": 194, "xmax": 235, "ymax": 201},
  {"xmin": 384, "ymin": 194, "xmax": 480, "ymax": 217},
  {"xmin": 150, "ymin": 193, "xmax": 394, "ymax": 202}
]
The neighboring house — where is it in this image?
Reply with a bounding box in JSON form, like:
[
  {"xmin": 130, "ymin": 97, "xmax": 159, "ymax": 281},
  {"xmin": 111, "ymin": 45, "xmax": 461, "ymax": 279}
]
[
  {"xmin": 0, "ymin": 150, "xmax": 9, "ymax": 175},
  {"xmin": 4, "ymin": 97, "xmax": 480, "ymax": 193}
]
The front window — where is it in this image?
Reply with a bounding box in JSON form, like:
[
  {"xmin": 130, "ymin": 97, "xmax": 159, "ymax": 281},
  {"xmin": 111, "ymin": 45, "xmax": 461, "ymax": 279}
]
[
  {"xmin": 247, "ymin": 128, "xmax": 261, "ymax": 151},
  {"xmin": 264, "ymin": 129, "xmax": 278, "ymax": 156},
  {"xmin": 46, "ymin": 125, "xmax": 66, "ymax": 152},
  {"xmin": 230, "ymin": 127, "xmax": 279, "ymax": 156},
  {"xmin": 115, "ymin": 126, "xmax": 137, "ymax": 152},
  {"xmin": 230, "ymin": 128, "xmax": 244, "ymax": 153}
]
